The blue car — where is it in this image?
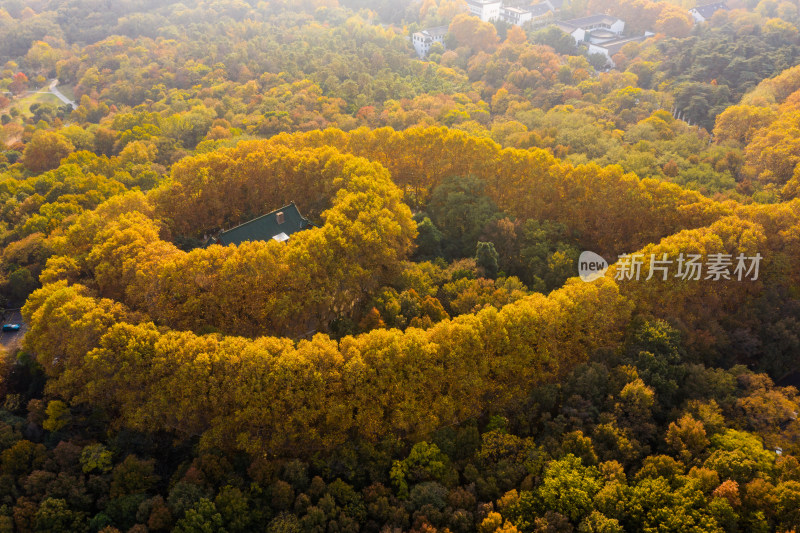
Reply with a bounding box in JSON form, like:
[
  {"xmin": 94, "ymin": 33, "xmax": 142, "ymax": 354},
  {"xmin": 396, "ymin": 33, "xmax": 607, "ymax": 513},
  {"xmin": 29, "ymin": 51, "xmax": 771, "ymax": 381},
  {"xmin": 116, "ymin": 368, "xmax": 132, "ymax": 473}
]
[{"xmin": 2, "ymin": 324, "xmax": 20, "ymax": 332}]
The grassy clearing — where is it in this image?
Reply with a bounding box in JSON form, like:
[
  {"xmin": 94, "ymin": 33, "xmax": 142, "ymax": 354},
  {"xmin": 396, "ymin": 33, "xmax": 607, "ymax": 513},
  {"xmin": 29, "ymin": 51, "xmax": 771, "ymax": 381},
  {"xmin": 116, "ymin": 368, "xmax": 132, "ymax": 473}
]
[
  {"xmin": 57, "ymin": 84, "xmax": 76, "ymax": 101},
  {"xmin": 6, "ymin": 91, "xmax": 63, "ymax": 117}
]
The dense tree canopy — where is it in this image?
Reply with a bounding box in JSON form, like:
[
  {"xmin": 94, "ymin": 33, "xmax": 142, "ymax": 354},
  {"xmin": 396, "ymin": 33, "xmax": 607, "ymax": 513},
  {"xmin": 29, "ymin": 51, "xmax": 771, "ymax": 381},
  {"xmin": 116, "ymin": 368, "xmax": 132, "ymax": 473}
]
[{"xmin": 2, "ymin": 0, "xmax": 800, "ymax": 530}]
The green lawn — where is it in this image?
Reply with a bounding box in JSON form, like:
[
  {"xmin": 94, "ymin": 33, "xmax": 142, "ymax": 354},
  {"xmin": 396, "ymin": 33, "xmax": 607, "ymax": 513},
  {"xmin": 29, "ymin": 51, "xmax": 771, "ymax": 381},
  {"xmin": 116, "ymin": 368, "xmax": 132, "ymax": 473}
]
[
  {"xmin": 7, "ymin": 91, "xmax": 64, "ymax": 117},
  {"xmin": 58, "ymin": 84, "xmax": 76, "ymax": 102}
]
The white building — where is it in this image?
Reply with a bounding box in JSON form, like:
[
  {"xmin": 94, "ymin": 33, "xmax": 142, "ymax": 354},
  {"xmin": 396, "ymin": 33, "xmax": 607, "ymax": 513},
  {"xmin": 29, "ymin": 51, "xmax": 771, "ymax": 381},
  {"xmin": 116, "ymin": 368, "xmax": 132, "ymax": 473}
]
[
  {"xmin": 463, "ymin": 0, "xmax": 559, "ymax": 26},
  {"xmin": 555, "ymin": 14, "xmax": 625, "ymax": 43},
  {"xmin": 500, "ymin": 4, "xmax": 554, "ymax": 27},
  {"xmin": 466, "ymin": 0, "xmax": 503, "ymax": 22},
  {"xmin": 587, "ymin": 35, "xmax": 647, "ymax": 67},
  {"xmin": 689, "ymin": 1, "xmax": 728, "ymax": 23},
  {"xmin": 500, "ymin": 6, "xmax": 533, "ymax": 26},
  {"xmin": 412, "ymin": 26, "xmax": 449, "ymax": 58}
]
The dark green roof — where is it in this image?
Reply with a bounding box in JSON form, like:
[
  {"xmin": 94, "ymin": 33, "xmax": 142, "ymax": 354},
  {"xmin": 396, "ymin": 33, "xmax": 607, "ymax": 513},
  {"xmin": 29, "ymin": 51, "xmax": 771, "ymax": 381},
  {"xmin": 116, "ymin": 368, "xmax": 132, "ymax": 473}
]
[{"xmin": 214, "ymin": 202, "xmax": 313, "ymax": 246}]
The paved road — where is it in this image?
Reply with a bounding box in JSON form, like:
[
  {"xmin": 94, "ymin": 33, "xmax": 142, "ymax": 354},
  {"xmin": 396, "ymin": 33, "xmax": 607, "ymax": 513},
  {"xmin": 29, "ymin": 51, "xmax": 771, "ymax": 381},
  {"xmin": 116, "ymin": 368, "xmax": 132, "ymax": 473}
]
[
  {"xmin": 48, "ymin": 79, "xmax": 77, "ymax": 110},
  {"xmin": 0, "ymin": 310, "xmax": 26, "ymax": 353}
]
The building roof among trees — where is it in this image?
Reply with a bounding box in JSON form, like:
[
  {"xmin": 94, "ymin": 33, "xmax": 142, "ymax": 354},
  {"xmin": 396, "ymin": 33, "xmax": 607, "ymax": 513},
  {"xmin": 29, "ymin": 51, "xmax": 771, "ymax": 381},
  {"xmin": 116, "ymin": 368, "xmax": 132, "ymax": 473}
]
[
  {"xmin": 416, "ymin": 25, "xmax": 449, "ymax": 40},
  {"xmin": 589, "ymin": 29, "xmax": 618, "ymax": 40},
  {"xmin": 213, "ymin": 202, "xmax": 313, "ymax": 246},
  {"xmin": 691, "ymin": 1, "xmax": 728, "ymax": 19},
  {"xmin": 562, "ymin": 14, "xmax": 622, "ymax": 28},
  {"xmin": 529, "ymin": 3, "xmax": 552, "ymax": 16},
  {"xmin": 594, "ymin": 35, "xmax": 647, "ymax": 56}
]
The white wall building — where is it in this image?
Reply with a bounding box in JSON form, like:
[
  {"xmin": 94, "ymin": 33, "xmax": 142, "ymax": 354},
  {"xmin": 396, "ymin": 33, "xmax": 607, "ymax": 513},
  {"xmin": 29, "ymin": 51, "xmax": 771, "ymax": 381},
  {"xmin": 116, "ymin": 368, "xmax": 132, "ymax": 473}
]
[
  {"xmin": 555, "ymin": 14, "xmax": 625, "ymax": 43},
  {"xmin": 412, "ymin": 26, "xmax": 449, "ymax": 58},
  {"xmin": 500, "ymin": 6, "xmax": 533, "ymax": 26},
  {"xmin": 466, "ymin": 0, "xmax": 503, "ymax": 22},
  {"xmin": 587, "ymin": 35, "xmax": 646, "ymax": 67},
  {"xmin": 463, "ymin": 0, "xmax": 559, "ymax": 27}
]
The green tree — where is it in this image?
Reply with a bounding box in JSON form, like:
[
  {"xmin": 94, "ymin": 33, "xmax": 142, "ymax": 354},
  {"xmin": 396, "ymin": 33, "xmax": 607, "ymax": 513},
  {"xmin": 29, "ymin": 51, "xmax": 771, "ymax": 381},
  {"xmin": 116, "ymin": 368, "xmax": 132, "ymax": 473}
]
[
  {"xmin": 215, "ymin": 487, "xmax": 251, "ymax": 533},
  {"xmin": 42, "ymin": 400, "xmax": 70, "ymax": 432},
  {"xmin": 476, "ymin": 241, "xmax": 499, "ymax": 279},
  {"xmin": 391, "ymin": 442, "xmax": 453, "ymax": 498},
  {"xmin": 173, "ymin": 499, "xmax": 226, "ymax": 533},
  {"xmin": 33, "ymin": 498, "xmax": 87, "ymax": 533},
  {"xmin": 79, "ymin": 444, "xmax": 113, "ymax": 474},
  {"xmin": 109, "ymin": 455, "xmax": 159, "ymax": 498},
  {"xmin": 427, "ymin": 175, "xmax": 501, "ymax": 259},
  {"xmin": 414, "ymin": 216, "xmax": 444, "ymax": 260},
  {"xmin": 538, "ymin": 455, "xmax": 602, "ymax": 523},
  {"xmin": 623, "ymin": 320, "xmax": 687, "ymax": 410}
]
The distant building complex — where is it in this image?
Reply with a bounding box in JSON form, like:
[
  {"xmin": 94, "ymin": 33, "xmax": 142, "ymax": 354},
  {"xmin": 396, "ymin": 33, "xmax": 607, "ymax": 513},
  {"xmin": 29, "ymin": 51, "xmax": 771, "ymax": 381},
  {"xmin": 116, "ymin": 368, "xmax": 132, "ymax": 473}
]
[
  {"xmin": 415, "ymin": 0, "xmax": 655, "ymax": 69},
  {"xmin": 553, "ymin": 14, "xmax": 653, "ymax": 67},
  {"xmin": 466, "ymin": 0, "xmax": 562, "ymax": 24},
  {"xmin": 414, "ymin": 0, "xmax": 562, "ymax": 57}
]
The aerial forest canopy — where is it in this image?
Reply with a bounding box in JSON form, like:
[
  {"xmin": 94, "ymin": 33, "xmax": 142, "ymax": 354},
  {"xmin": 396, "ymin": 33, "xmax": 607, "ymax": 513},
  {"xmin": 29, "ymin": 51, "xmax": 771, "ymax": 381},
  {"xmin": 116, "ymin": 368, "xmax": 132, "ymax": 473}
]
[{"xmin": 3, "ymin": 0, "xmax": 800, "ymax": 532}]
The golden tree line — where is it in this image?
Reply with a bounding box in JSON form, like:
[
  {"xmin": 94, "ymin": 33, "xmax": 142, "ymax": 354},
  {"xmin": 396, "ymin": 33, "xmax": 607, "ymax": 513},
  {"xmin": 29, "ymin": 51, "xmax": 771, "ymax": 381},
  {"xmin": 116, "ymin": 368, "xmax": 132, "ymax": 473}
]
[
  {"xmin": 714, "ymin": 64, "xmax": 800, "ymax": 197},
  {"xmin": 35, "ymin": 127, "xmax": 800, "ymax": 349},
  {"xmin": 20, "ymin": 126, "xmax": 800, "ymax": 461},
  {"xmin": 41, "ymin": 146, "xmax": 416, "ymax": 338},
  {"xmin": 263, "ymin": 126, "xmax": 730, "ymax": 256},
  {"xmin": 23, "ymin": 277, "xmax": 629, "ymax": 458}
]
